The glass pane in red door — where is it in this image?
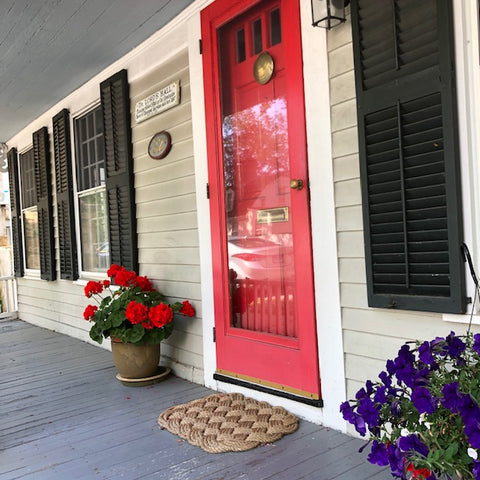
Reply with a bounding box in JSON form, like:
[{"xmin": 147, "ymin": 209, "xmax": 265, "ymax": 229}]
[{"xmin": 222, "ymin": 25, "xmax": 297, "ymax": 338}]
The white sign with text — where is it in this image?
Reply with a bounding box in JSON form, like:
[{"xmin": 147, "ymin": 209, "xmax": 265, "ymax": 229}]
[{"xmin": 135, "ymin": 81, "xmax": 180, "ymax": 123}]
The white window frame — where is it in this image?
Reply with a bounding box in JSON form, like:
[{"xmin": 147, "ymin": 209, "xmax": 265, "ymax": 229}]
[
  {"xmin": 18, "ymin": 147, "xmax": 40, "ymax": 277},
  {"xmin": 72, "ymin": 104, "xmax": 109, "ymax": 278},
  {"xmin": 444, "ymin": 0, "xmax": 480, "ymax": 323}
]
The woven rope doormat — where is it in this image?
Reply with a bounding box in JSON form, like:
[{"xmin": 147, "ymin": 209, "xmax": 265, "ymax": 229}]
[{"xmin": 158, "ymin": 393, "xmax": 299, "ymax": 453}]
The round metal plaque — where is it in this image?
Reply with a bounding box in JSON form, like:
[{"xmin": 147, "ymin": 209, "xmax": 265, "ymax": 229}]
[
  {"xmin": 148, "ymin": 131, "xmax": 172, "ymax": 160},
  {"xmin": 253, "ymin": 52, "xmax": 274, "ymax": 85}
]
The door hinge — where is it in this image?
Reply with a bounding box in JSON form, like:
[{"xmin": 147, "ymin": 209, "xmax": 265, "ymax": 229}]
[
  {"xmin": 199, "ymin": 39, "xmax": 203, "ymax": 54},
  {"xmin": 206, "ymin": 182, "xmax": 210, "ymax": 199},
  {"xmin": 213, "ymin": 326, "xmax": 216, "ymax": 343}
]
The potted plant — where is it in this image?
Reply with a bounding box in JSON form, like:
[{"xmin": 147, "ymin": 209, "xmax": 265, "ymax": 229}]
[
  {"xmin": 83, "ymin": 264, "xmax": 195, "ymax": 379},
  {"xmin": 340, "ymin": 331, "xmax": 480, "ymax": 480}
]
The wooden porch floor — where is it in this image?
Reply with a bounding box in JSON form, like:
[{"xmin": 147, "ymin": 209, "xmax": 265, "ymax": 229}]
[{"xmin": 0, "ymin": 319, "xmax": 390, "ymax": 480}]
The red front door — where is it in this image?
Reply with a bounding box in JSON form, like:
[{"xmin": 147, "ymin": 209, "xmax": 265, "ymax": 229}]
[{"xmin": 202, "ymin": 0, "xmax": 321, "ymax": 402}]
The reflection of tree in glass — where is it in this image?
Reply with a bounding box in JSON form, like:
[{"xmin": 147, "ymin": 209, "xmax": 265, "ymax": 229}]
[
  {"xmin": 223, "ymin": 97, "xmax": 288, "ymax": 189},
  {"xmin": 222, "ymin": 96, "xmax": 289, "ymax": 237}
]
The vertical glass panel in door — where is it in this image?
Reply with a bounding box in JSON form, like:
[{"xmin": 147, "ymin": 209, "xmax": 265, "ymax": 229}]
[{"xmin": 221, "ymin": 9, "xmax": 296, "ymax": 338}]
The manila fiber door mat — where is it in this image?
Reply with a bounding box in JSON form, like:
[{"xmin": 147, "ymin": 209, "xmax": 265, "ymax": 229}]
[{"xmin": 158, "ymin": 393, "xmax": 299, "ymax": 453}]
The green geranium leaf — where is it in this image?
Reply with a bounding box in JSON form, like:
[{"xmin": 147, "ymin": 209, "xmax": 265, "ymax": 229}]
[
  {"xmin": 110, "ymin": 310, "xmax": 125, "ymax": 328},
  {"xmin": 128, "ymin": 324, "xmax": 145, "ymax": 344}
]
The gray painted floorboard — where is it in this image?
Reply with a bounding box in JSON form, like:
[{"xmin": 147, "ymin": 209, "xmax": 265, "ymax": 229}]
[{"xmin": 0, "ymin": 320, "xmax": 390, "ymax": 479}]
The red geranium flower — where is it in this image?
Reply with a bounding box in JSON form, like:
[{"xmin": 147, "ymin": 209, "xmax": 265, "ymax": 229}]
[
  {"xmin": 107, "ymin": 264, "xmax": 121, "ymax": 277},
  {"xmin": 179, "ymin": 300, "xmax": 195, "ymax": 317},
  {"xmin": 84, "ymin": 281, "xmax": 103, "ymax": 298},
  {"xmin": 83, "ymin": 264, "xmax": 194, "ymax": 346},
  {"xmin": 149, "ymin": 303, "xmax": 173, "ymax": 328},
  {"xmin": 406, "ymin": 464, "xmax": 431, "ymax": 480},
  {"xmin": 114, "ymin": 268, "xmax": 137, "ymax": 287},
  {"xmin": 125, "ymin": 301, "xmax": 148, "ymax": 324},
  {"xmin": 134, "ymin": 275, "xmax": 153, "ymax": 291},
  {"xmin": 83, "ymin": 304, "xmax": 98, "ymax": 320},
  {"xmin": 142, "ymin": 320, "xmax": 155, "ymax": 330}
]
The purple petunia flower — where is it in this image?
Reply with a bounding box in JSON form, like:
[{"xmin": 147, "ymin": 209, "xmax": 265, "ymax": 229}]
[
  {"xmin": 374, "ymin": 385, "xmax": 387, "ymax": 404},
  {"xmin": 357, "ymin": 397, "xmax": 380, "ymax": 430},
  {"xmin": 393, "ymin": 345, "xmax": 417, "ymax": 388},
  {"xmin": 340, "ymin": 401, "xmax": 355, "ymax": 423},
  {"xmin": 459, "ymin": 395, "xmax": 480, "ymax": 425},
  {"xmin": 473, "ymin": 459, "xmax": 480, "ymax": 480},
  {"xmin": 396, "ymin": 362, "xmax": 416, "ymax": 388},
  {"xmin": 446, "ymin": 331, "xmax": 466, "ymax": 358},
  {"xmin": 387, "ymin": 443, "xmax": 406, "ymax": 479},
  {"xmin": 365, "ymin": 380, "xmax": 374, "ymax": 395},
  {"xmin": 340, "ymin": 402, "xmax": 368, "ymax": 436},
  {"xmin": 390, "ymin": 399, "xmax": 402, "ymax": 417},
  {"xmin": 386, "ymin": 359, "xmax": 397, "ymax": 376},
  {"xmin": 413, "ymin": 367, "xmax": 430, "ymax": 388},
  {"xmin": 378, "ymin": 370, "xmax": 392, "ymax": 387},
  {"xmin": 441, "ymin": 382, "xmax": 462, "ymax": 412},
  {"xmin": 411, "ymin": 386, "xmax": 437, "ymax": 414},
  {"xmin": 474, "ymin": 334, "xmax": 480, "ymax": 355},
  {"xmin": 353, "ymin": 413, "xmax": 366, "ymax": 436},
  {"xmin": 419, "ymin": 340, "xmax": 435, "ymax": 365},
  {"xmin": 355, "ymin": 387, "xmax": 367, "ymax": 400},
  {"xmin": 398, "ymin": 434, "xmax": 429, "ymax": 458},
  {"xmin": 465, "ymin": 420, "xmax": 480, "ymax": 449},
  {"xmin": 367, "ymin": 440, "xmax": 389, "ymax": 466}
]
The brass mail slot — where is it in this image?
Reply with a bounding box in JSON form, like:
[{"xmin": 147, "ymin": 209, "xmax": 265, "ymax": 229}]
[{"xmin": 256, "ymin": 207, "xmax": 289, "ymax": 224}]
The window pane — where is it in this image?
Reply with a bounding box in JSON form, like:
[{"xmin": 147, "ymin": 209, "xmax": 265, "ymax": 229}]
[
  {"xmin": 75, "ymin": 105, "xmax": 105, "ymax": 191},
  {"xmin": 20, "ymin": 149, "xmax": 36, "ymax": 208},
  {"xmin": 253, "ymin": 19, "xmax": 262, "ymax": 54},
  {"xmin": 236, "ymin": 28, "xmax": 246, "ymax": 63},
  {"xmin": 87, "ymin": 113, "xmax": 94, "ymax": 138},
  {"xmin": 24, "ymin": 209, "xmax": 40, "ymax": 270},
  {"xmin": 79, "ymin": 190, "xmax": 109, "ymax": 272},
  {"xmin": 95, "ymin": 107, "xmax": 103, "ymax": 135},
  {"xmin": 270, "ymin": 9, "xmax": 281, "ymax": 46}
]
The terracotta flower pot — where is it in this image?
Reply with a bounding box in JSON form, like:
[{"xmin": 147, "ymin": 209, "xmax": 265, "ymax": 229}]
[{"xmin": 110, "ymin": 339, "xmax": 160, "ymax": 379}]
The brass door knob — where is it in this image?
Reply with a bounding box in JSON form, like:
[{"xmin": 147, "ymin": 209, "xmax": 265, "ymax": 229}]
[{"xmin": 290, "ymin": 179, "xmax": 304, "ymax": 190}]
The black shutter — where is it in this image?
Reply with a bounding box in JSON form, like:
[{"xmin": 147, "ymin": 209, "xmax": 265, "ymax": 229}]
[
  {"xmin": 351, "ymin": 0, "xmax": 466, "ymax": 313},
  {"xmin": 100, "ymin": 69, "xmax": 138, "ymax": 272},
  {"xmin": 53, "ymin": 109, "xmax": 78, "ymax": 280},
  {"xmin": 7, "ymin": 148, "xmax": 24, "ymax": 277},
  {"xmin": 33, "ymin": 127, "xmax": 56, "ymax": 281}
]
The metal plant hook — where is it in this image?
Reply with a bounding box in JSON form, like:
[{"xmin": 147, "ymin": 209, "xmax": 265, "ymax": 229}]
[
  {"xmin": 462, "ymin": 243, "xmax": 479, "ymax": 288},
  {"xmin": 461, "ymin": 243, "xmax": 479, "ymax": 334}
]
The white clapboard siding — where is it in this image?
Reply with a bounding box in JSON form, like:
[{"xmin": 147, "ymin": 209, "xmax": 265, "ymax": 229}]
[
  {"xmin": 327, "ymin": 13, "xmax": 480, "ymax": 417},
  {"xmin": 16, "ymin": 47, "xmax": 203, "ymax": 384},
  {"xmin": 131, "ymin": 49, "xmax": 202, "ymax": 381}
]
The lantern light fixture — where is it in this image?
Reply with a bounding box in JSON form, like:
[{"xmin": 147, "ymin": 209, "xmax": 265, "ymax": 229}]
[
  {"xmin": 0, "ymin": 142, "xmax": 7, "ymax": 159},
  {"xmin": 311, "ymin": 0, "xmax": 350, "ymax": 30}
]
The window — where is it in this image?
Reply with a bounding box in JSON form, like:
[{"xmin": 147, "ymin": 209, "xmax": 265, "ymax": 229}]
[
  {"xmin": 7, "ymin": 148, "xmax": 23, "ymax": 277},
  {"xmin": 74, "ymin": 106, "xmax": 109, "ymax": 272},
  {"xmin": 351, "ymin": 0, "xmax": 466, "ymax": 313},
  {"xmin": 19, "ymin": 148, "xmax": 40, "ymax": 270},
  {"xmin": 7, "ymin": 69, "xmax": 136, "ymax": 281}
]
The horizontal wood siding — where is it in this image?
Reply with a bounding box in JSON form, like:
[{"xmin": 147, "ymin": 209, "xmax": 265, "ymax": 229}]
[
  {"xmin": 327, "ymin": 13, "xmax": 477, "ymax": 434},
  {"xmin": 130, "ymin": 49, "xmax": 202, "ymax": 383},
  {"xmin": 17, "ymin": 49, "xmax": 202, "ymax": 385}
]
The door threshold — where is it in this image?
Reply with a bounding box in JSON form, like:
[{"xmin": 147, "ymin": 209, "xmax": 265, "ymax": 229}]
[{"xmin": 213, "ymin": 372, "xmax": 324, "ymax": 408}]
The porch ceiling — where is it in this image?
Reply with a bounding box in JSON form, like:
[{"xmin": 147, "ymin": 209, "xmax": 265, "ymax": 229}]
[{"xmin": 0, "ymin": 0, "xmax": 194, "ymax": 143}]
